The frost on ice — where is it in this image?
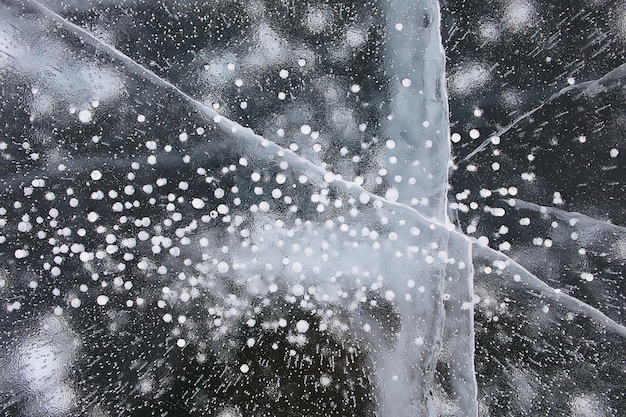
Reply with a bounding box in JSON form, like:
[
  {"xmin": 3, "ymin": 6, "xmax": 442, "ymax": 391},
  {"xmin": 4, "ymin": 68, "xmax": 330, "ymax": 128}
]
[{"xmin": 0, "ymin": 0, "xmax": 625, "ymax": 417}]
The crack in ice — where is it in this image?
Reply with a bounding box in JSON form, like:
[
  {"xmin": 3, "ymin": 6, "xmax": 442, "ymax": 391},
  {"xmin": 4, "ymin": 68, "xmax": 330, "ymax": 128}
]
[
  {"xmin": 24, "ymin": 0, "xmax": 626, "ymax": 341},
  {"xmin": 473, "ymin": 243, "xmax": 626, "ymax": 338},
  {"xmin": 24, "ymin": 0, "xmax": 462, "ymax": 236},
  {"xmin": 15, "ymin": 3, "xmax": 625, "ymax": 416},
  {"xmin": 507, "ymin": 198, "xmax": 626, "ymax": 234},
  {"xmin": 463, "ymin": 62, "xmax": 626, "ymax": 162}
]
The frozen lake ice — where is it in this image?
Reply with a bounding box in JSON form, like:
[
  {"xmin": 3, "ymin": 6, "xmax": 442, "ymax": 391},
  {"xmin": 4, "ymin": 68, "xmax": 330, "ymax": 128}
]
[{"xmin": 0, "ymin": 0, "xmax": 624, "ymax": 415}]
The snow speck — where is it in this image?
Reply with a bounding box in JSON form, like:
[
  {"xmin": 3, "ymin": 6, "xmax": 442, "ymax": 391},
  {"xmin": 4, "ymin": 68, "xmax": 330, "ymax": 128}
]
[
  {"xmin": 300, "ymin": 124, "xmax": 312, "ymax": 135},
  {"xmin": 177, "ymin": 339, "xmax": 186, "ymax": 347},
  {"xmin": 240, "ymin": 364, "xmax": 250, "ymax": 373}
]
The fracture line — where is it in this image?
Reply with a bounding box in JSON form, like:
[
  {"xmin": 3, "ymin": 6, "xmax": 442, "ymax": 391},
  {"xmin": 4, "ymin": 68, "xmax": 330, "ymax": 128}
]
[
  {"xmin": 463, "ymin": 62, "xmax": 626, "ymax": 162},
  {"xmin": 473, "ymin": 243, "xmax": 626, "ymax": 338},
  {"xmin": 27, "ymin": 0, "xmax": 626, "ymax": 338},
  {"xmin": 508, "ymin": 198, "xmax": 626, "ymax": 234},
  {"xmin": 25, "ymin": 0, "xmax": 466, "ymax": 235}
]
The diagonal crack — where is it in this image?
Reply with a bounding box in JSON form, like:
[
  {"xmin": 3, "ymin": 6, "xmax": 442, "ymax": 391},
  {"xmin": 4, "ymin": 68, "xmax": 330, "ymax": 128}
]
[
  {"xmin": 462, "ymin": 62, "xmax": 626, "ymax": 162},
  {"xmin": 507, "ymin": 198, "xmax": 626, "ymax": 234},
  {"xmin": 473, "ymin": 243, "xmax": 626, "ymax": 338},
  {"xmin": 24, "ymin": 0, "xmax": 626, "ymax": 339},
  {"xmin": 24, "ymin": 0, "xmax": 457, "ymax": 236}
]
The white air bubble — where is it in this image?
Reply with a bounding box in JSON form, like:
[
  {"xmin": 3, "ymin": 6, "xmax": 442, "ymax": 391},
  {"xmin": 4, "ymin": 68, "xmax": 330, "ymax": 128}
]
[
  {"xmin": 78, "ymin": 109, "xmax": 92, "ymax": 123},
  {"xmin": 192, "ymin": 198, "xmax": 205, "ymax": 209},
  {"xmin": 296, "ymin": 320, "xmax": 310, "ymax": 333},
  {"xmin": 385, "ymin": 188, "xmax": 399, "ymax": 202},
  {"xmin": 217, "ymin": 261, "xmax": 229, "ymax": 273}
]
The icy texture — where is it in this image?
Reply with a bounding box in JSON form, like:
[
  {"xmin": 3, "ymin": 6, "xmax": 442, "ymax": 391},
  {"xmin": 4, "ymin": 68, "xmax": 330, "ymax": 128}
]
[
  {"xmin": 0, "ymin": 0, "xmax": 624, "ymax": 416},
  {"xmin": 446, "ymin": 0, "xmax": 626, "ymax": 414}
]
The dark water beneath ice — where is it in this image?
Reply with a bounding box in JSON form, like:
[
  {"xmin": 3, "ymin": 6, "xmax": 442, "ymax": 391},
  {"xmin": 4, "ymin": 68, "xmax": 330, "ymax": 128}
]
[{"xmin": 0, "ymin": 0, "xmax": 624, "ymax": 416}]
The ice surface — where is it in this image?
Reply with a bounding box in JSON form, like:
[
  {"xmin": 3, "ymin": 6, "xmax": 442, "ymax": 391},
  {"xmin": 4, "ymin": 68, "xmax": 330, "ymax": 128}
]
[{"xmin": 0, "ymin": 0, "xmax": 624, "ymax": 416}]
